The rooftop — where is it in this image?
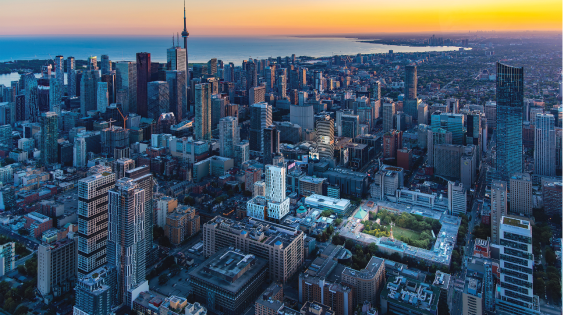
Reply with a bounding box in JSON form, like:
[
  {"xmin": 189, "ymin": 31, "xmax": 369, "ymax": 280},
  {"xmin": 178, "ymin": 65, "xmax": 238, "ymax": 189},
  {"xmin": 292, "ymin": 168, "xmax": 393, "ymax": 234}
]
[
  {"xmin": 382, "ymin": 276, "xmax": 439, "ymax": 313},
  {"xmin": 501, "ymin": 216, "xmax": 530, "ymax": 230},
  {"xmin": 189, "ymin": 247, "xmax": 268, "ymax": 294}
]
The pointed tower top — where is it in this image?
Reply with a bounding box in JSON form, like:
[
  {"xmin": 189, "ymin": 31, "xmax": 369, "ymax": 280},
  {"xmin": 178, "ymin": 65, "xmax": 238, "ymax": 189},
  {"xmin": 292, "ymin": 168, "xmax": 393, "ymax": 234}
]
[{"xmin": 181, "ymin": 0, "xmax": 189, "ymax": 38}]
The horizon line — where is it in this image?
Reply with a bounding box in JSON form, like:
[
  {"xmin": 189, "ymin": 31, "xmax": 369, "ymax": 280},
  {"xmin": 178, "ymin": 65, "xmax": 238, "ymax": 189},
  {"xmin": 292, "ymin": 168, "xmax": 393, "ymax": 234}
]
[{"xmin": 0, "ymin": 30, "xmax": 561, "ymax": 37}]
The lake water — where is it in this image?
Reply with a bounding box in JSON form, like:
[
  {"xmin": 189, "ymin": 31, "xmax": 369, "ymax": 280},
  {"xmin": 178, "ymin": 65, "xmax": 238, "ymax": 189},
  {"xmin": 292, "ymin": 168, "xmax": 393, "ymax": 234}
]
[{"xmin": 0, "ymin": 35, "xmax": 462, "ymax": 86}]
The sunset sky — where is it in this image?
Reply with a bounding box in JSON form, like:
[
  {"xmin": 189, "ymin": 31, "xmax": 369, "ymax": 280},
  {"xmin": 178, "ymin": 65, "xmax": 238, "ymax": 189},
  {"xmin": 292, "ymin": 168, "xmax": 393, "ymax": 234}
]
[{"xmin": 1, "ymin": 0, "xmax": 561, "ymax": 36}]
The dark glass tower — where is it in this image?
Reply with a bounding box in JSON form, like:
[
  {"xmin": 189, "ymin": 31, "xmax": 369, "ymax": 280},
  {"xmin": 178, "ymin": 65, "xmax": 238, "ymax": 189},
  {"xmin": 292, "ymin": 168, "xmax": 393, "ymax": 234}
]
[
  {"xmin": 404, "ymin": 65, "xmax": 418, "ymax": 118},
  {"xmin": 495, "ymin": 62, "xmax": 523, "ymax": 182},
  {"xmin": 136, "ymin": 52, "xmax": 151, "ymax": 117}
]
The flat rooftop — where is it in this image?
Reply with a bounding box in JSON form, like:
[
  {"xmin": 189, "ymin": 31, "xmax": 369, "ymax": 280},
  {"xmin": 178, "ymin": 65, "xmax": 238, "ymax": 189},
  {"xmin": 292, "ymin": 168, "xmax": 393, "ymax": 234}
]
[{"xmin": 189, "ymin": 248, "xmax": 268, "ymax": 294}]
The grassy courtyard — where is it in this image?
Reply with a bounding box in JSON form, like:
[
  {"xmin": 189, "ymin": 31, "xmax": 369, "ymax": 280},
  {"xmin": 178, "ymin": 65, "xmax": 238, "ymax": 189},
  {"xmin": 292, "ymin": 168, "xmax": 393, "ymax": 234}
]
[{"xmin": 361, "ymin": 210, "xmax": 442, "ymax": 250}]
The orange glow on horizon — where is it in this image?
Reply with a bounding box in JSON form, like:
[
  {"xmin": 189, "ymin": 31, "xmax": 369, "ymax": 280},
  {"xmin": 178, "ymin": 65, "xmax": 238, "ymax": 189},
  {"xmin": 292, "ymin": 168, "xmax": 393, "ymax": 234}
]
[{"xmin": 0, "ymin": 0, "xmax": 561, "ymax": 36}]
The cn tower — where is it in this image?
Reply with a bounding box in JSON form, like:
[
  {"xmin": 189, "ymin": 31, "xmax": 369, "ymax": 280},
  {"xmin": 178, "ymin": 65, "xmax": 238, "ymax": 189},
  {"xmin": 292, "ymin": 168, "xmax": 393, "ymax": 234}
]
[{"xmin": 181, "ymin": 0, "xmax": 189, "ymax": 76}]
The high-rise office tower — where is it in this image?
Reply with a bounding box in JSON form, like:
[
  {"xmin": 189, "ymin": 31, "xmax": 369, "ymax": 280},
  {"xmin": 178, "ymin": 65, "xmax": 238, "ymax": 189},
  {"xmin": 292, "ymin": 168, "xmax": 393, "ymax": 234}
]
[
  {"xmin": 77, "ymin": 170, "xmax": 116, "ymax": 277},
  {"xmin": 290, "ymin": 101, "xmax": 314, "ymax": 130},
  {"xmin": 404, "ymin": 65, "xmax": 418, "ymax": 118},
  {"xmin": 147, "ymin": 81, "xmax": 169, "ymax": 120},
  {"xmin": 208, "ymin": 58, "xmax": 218, "ymax": 76},
  {"xmin": 49, "ymin": 77, "xmax": 63, "ymax": 112},
  {"xmin": 219, "ymin": 116, "xmax": 239, "ymax": 159},
  {"xmin": 97, "ymin": 82, "xmax": 108, "ymax": 113},
  {"xmin": 246, "ymin": 60, "xmax": 258, "ymax": 90},
  {"xmin": 73, "ymin": 137, "xmax": 86, "ymax": 168},
  {"xmin": 194, "ymin": 83, "xmax": 211, "ymax": 140},
  {"xmin": 265, "ymin": 66, "xmax": 274, "ymax": 92},
  {"xmin": 534, "ymin": 113, "xmax": 556, "ymax": 176},
  {"xmin": 341, "ymin": 114, "xmax": 360, "ymax": 138},
  {"xmin": 263, "ymin": 125, "xmax": 280, "ymax": 165},
  {"xmin": 80, "ymin": 59, "xmax": 100, "ymax": 116},
  {"xmin": 101, "ymin": 73, "xmax": 116, "ymax": 104},
  {"xmin": 314, "ymin": 71, "xmax": 323, "ymax": 92},
  {"xmin": 40, "ymin": 112, "xmax": 59, "ymax": 165},
  {"xmin": 249, "ymin": 85, "xmax": 266, "ymax": 105},
  {"xmin": 54, "ymin": 55, "xmax": 64, "ymax": 93},
  {"xmin": 67, "ymin": 57, "xmax": 76, "ymax": 97},
  {"xmin": 383, "ymin": 103, "xmax": 396, "ymax": 132},
  {"xmin": 211, "ymin": 95, "xmax": 226, "ymax": 130},
  {"xmin": 509, "ymin": 173, "xmax": 532, "ymax": 215},
  {"xmin": 466, "ymin": 111, "xmax": 482, "ymax": 150},
  {"xmin": 249, "ymin": 102, "xmax": 272, "ymax": 155},
  {"xmin": 166, "ymin": 70, "xmax": 186, "ymax": 121},
  {"xmin": 316, "ymin": 116, "xmax": 334, "ymax": 159},
  {"xmin": 431, "ymin": 112, "xmax": 465, "ymax": 145},
  {"xmin": 125, "ymin": 166, "xmax": 154, "ymax": 263},
  {"xmin": 100, "ymin": 55, "xmax": 111, "ymax": 75},
  {"xmin": 497, "ymin": 216, "xmax": 540, "ymax": 315},
  {"xmin": 276, "ymin": 74, "xmax": 287, "ymax": 98},
  {"xmin": 115, "ymin": 61, "xmax": 137, "ymax": 114},
  {"xmin": 446, "ymin": 98, "xmax": 459, "ymax": 114},
  {"xmin": 496, "ymin": 62, "xmax": 523, "ymax": 182},
  {"xmin": 136, "ymin": 52, "xmax": 151, "ymax": 117},
  {"xmin": 167, "ymin": 46, "xmax": 187, "ymax": 77},
  {"xmin": 427, "ymin": 128, "xmax": 452, "ymax": 167},
  {"xmin": 491, "ymin": 180, "xmax": 507, "ymax": 244},
  {"xmin": 181, "ymin": 1, "xmax": 189, "ymax": 78},
  {"xmin": 107, "ymin": 178, "xmax": 148, "ymax": 306},
  {"xmin": 23, "ymin": 73, "xmax": 38, "ymax": 122}
]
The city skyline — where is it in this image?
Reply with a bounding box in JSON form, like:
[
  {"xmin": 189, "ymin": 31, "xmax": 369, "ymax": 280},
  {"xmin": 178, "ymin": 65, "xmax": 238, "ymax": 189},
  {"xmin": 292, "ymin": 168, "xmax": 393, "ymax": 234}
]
[{"xmin": 0, "ymin": 0, "xmax": 561, "ymax": 36}]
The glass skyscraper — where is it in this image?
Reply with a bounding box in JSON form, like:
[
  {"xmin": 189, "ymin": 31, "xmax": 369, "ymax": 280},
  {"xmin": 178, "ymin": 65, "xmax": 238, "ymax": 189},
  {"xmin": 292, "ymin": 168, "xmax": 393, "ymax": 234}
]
[{"xmin": 495, "ymin": 62, "xmax": 523, "ymax": 182}]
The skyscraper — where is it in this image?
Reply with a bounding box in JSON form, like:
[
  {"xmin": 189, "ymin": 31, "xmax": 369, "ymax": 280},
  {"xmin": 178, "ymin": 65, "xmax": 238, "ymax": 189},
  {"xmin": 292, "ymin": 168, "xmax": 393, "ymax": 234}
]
[
  {"xmin": 107, "ymin": 178, "xmax": 148, "ymax": 306},
  {"xmin": 534, "ymin": 113, "xmax": 556, "ymax": 176},
  {"xmin": 263, "ymin": 125, "xmax": 280, "ymax": 165},
  {"xmin": 54, "ymin": 55, "xmax": 64, "ymax": 93},
  {"xmin": 23, "ymin": 73, "xmax": 38, "ymax": 122},
  {"xmin": 125, "ymin": 166, "xmax": 154, "ymax": 266},
  {"xmin": 49, "ymin": 77, "xmax": 63, "ymax": 112},
  {"xmin": 509, "ymin": 173, "xmax": 532, "ymax": 215},
  {"xmin": 431, "ymin": 112, "xmax": 465, "ymax": 145},
  {"xmin": 97, "ymin": 82, "xmax": 108, "ymax": 113},
  {"xmin": 67, "ymin": 57, "xmax": 76, "ymax": 97},
  {"xmin": 490, "ymin": 180, "xmax": 507, "ymax": 244},
  {"xmin": 219, "ymin": 116, "xmax": 239, "ymax": 158},
  {"xmin": 194, "ymin": 83, "xmax": 211, "ymax": 140},
  {"xmin": 249, "ymin": 102, "xmax": 272, "ymax": 155},
  {"xmin": 73, "ymin": 137, "xmax": 86, "ymax": 168},
  {"xmin": 316, "ymin": 116, "xmax": 334, "ymax": 159},
  {"xmin": 115, "ymin": 61, "xmax": 137, "ymax": 114},
  {"xmin": 101, "ymin": 55, "xmax": 111, "ymax": 75},
  {"xmin": 147, "ymin": 81, "xmax": 170, "ymax": 120},
  {"xmin": 40, "ymin": 112, "xmax": 59, "ymax": 165},
  {"xmin": 246, "ymin": 60, "xmax": 258, "ymax": 90},
  {"xmin": 167, "ymin": 46, "xmax": 187, "ymax": 77},
  {"xmin": 496, "ymin": 62, "xmax": 523, "ymax": 182},
  {"xmin": 208, "ymin": 58, "xmax": 217, "ymax": 76},
  {"xmin": 497, "ymin": 216, "xmax": 540, "ymax": 315},
  {"xmin": 101, "ymin": 73, "xmax": 116, "ymax": 104},
  {"xmin": 136, "ymin": 52, "xmax": 151, "ymax": 117},
  {"xmin": 383, "ymin": 102, "xmax": 395, "ymax": 132},
  {"xmin": 166, "ymin": 70, "xmax": 186, "ymax": 121},
  {"xmin": 264, "ymin": 165, "xmax": 290, "ymax": 220},
  {"xmin": 404, "ymin": 65, "xmax": 418, "ymax": 118},
  {"xmin": 80, "ymin": 59, "xmax": 100, "ymax": 116},
  {"xmin": 77, "ymin": 170, "xmax": 116, "ymax": 277}
]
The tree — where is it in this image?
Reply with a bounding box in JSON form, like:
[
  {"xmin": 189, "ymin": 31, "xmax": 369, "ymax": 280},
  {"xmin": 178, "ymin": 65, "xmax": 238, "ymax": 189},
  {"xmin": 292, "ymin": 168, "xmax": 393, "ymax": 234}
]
[
  {"xmin": 184, "ymin": 196, "xmax": 195, "ymax": 206},
  {"xmin": 18, "ymin": 228, "xmax": 29, "ymax": 236},
  {"xmin": 24, "ymin": 286, "xmax": 35, "ymax": 300},
  {"xmin": 158, "ymin": 274, "xmax": 169, "ymax": 284},
  {"xmin": 545, "ymin": 248, "xmax": 557, "ymax": 266},
  {"xmin": 14, "ymin": 305, "xmax": 30, "ymax": 315},
  {"xmin": 534, "ymin": 278, "xmax": 546, "ymax": 297},
  {"xmin": 334, "ymin": 218, "xmax": 343, "ymax": 226},
  {"xmin": 368, "ymin": 243, "xmax": 378, "ymax": 255},
  {"xmin": 3, "ymin": 298, "xmax": 15, "ymax": 313},
  {"xmin": 17, "ymin": 265, "xmax": 26, "ymax": 275},
  {"xmin": 345, "ymin": 239, "xmax": 354, "ymax": 250}
]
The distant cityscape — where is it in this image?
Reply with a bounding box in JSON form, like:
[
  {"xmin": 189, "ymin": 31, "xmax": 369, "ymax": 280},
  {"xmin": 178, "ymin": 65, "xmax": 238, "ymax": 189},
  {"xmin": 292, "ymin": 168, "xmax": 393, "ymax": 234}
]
[{"xmin": 0, "ymin": 3, "xmax": 561, "ymax": 315}]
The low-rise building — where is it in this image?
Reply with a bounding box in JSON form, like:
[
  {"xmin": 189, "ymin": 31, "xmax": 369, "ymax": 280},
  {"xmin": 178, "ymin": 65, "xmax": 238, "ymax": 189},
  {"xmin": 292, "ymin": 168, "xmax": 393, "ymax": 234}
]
[
  {"xmin": 189, "ymin": 248, "xmax": 267, "ymax": 315},
  {"xmin": 159, "ymin": 295, "xmax": 207, "ymax": 315},
  {"xmin": 380, "ymin": 276, "xmax": 440, "ymax": 315},
  {"xmin": 24, "ymin": 211, "xmax": 53, "ymax": 238},
  {"xmin": 304, "ymin": 194, "xmax": 352, "ymax": 215},
  {"xmin": 164, "ymin": 205, "xmax": 200, "ymax": 246}
]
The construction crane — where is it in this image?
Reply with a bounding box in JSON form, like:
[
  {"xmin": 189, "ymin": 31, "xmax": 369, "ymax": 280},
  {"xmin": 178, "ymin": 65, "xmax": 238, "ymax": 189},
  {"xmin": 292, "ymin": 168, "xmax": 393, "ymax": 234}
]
[{"xmin": 116, "ymin": 107, "xmax": 128, "ymax": 129}]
